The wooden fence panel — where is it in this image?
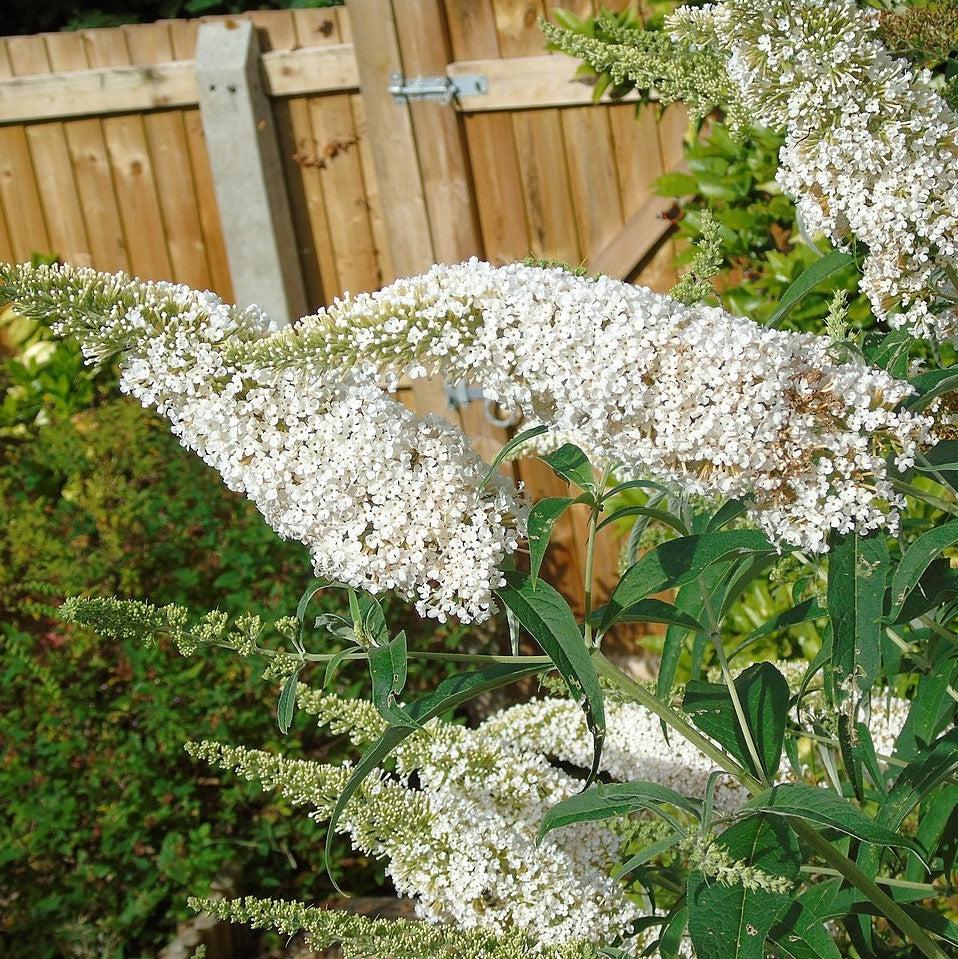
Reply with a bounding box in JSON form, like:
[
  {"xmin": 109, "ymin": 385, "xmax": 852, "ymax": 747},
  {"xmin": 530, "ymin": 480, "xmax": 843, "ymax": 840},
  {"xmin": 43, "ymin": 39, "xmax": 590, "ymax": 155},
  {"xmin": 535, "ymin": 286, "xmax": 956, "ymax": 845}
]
[{"xmin": 0, "ymin": 1, "xmax": 685, "ymax": 617}]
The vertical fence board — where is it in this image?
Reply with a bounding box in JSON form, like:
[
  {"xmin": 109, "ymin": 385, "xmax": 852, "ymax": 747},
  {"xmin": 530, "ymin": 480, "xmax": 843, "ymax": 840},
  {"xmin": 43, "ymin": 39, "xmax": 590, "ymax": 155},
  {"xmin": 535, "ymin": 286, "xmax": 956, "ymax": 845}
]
[
  {"xmin": 6, "ymin": 35, "xmax": 90, "ymax": 266},
  {"xmin": 43, "ymin": 31, "xmax": 129, "ymax": 274},
  {"xmin": 125, "ymin": 22, "xmax": 211, "ymax": 290},
  {"xmin": 493, "ymin": 0, "xmax": 581, "ymax": 264},
  {"xmin": 295, "ymin": 8, "xmax": 379, "ymax": 299},
  {"xmin": 167, "ymin": 19, "xmax": 234, "ymax": 301},
  {"xmin": 442, "ymin": 0, "xmax": 529, "ymax": 263},
  {"xmin": 82, "ymin": 27, "xmax": 174, "ymax": 281},
  {"xmin": 0, "ymin": 40, "xmax": 51, "ymax": 262},
  {"xmin": 347, "ymin": 0, "xmax": 434, "ymax": 282}
]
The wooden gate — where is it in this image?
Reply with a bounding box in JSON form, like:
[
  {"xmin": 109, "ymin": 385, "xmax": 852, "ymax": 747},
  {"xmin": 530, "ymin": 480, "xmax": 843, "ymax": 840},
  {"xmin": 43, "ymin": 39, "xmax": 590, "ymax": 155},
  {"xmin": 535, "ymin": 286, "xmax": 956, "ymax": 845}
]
[{"xmin": 0, "ymin": 0, "xmax": 686, "ymax": 611}]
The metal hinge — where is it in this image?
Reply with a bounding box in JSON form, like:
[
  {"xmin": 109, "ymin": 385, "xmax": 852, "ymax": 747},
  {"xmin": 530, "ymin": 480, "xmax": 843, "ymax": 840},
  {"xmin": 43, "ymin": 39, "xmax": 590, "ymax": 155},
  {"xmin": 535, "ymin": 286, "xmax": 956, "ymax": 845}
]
[
  {"xmin": 445, "ymin": 381, "xmax": 522, "ymax": 428},
  {"xmin": 389, "ymin": 72, "xmax": 488, "ymax": 106}
]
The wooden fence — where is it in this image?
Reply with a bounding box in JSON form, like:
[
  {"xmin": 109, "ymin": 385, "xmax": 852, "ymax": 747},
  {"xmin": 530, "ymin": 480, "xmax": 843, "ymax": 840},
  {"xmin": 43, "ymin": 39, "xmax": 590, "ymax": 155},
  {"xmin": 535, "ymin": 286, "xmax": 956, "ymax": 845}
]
[{"xmin": 0, "ymin": 0, "xmax": 686, "ymax": 615}]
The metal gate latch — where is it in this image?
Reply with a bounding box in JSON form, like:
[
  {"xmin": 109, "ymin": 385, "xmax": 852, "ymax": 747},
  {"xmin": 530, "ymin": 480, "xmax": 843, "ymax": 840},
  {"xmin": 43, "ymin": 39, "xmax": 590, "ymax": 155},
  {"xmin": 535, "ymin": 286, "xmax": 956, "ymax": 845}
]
[{"xmin": 389, "ymin": 72, "xmax": 488, "ymax": 105}]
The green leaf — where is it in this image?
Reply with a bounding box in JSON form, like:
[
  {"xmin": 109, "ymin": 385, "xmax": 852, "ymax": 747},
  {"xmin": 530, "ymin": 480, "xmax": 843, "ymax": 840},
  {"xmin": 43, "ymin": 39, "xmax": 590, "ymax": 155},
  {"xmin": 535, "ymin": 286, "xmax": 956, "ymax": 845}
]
[
  {"xmin": 826, "ymin": 530, "xmax": 888, "ymax": 702},
  {"xmin": 893, "ymin": 558, "xmax": 958, "ymax": 624},
  {"xmin": 277, "ymin": 665, "xmax": 303, "ymax": 735},
  {"xmin": 705, "ymin": 498, "xmax": 749, "ymax": 532},
  {"xmin": 659, "ymin": 905, "xmax": 689, "ymax": 959},
  {"xmin": 367, "ymin": 630, "xmax": 416, "ymax": 728},
  {"xmin": 296, "ymin": 577, "xmax": 328, "ymax": 625},
  {"xmin": 596, "ymin": 504, "xmax": 688, "ymax": 537},
  {"xmin": 589, "ymin": 597, "xmax": 706, "ymax": 633},
  {"xmin": 881, "ymin": 726, "xmax": 958, "ymax": 832},
  {"xmin": 601, "ymin": 530, "xmax": 775, "ymax": 634},
  {"xmin": 887, "ymin": 521, "xmax": 958, "ymax": 621},
  {"xmin": 496, "ymin": 571, "xmax": 605, "ymax": 781},
  {"xmin": 540, "ymin": 781, "xmax": 701, "ymax": 838},
  {"xmin": 866, "ymin": 328, "xmax": 912, "ymax": 376},
  {"xmin": 324, "ymin": 659, "xmax": 546, "ymax": 890},
  {"xmin": 687, "ymin": 815, "xmax": 800, "ymax": 959},
  {"xmin": 744, "ymin": 783, "xmax": 924, "ymax": 856},
  {"xmin": 768, "ymin": 902, "xmax": 842, "ymax": 959},
  {"xmin": 683, "ymin": 661, "xmax": 789, "ymax": 779},
  {"xmin": 527, "ymin": 496, "xmax": 574, "ymax": 586},
  {"xmin": 613, "ymin": 829, "xmax": 684, "ymax": 880},
  {"xmin": 767, "ymin": 250, "xmax": 856, "ymax": 327},
  {"xmin": 729, "ymin": 599, "xmax": 826, "ymax": 661},
  {"xmin": 482, "ymin": 423, "xmax": 549, "ymax": 485},
  {"xmin": 654, "ymin": 171, "xmax": 698, "ymax": 196},
  {"xmin": 542, "ymin": 442, "xmax": 595, "ymax": 491},
  {"xmin": 322, "ymin": 647, "xmax": 352, "ymax": 688},
  {"xmin": 905, "ymin": 368, "xmax": 958, "ymax": 411}
]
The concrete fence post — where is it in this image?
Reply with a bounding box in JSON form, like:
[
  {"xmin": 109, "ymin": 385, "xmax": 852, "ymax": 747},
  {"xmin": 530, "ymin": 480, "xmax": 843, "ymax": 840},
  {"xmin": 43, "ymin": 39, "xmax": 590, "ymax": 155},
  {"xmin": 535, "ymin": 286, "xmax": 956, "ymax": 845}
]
[{"xmin": 195, "ymin": 19, "xmax": 306, "ymax": 326}]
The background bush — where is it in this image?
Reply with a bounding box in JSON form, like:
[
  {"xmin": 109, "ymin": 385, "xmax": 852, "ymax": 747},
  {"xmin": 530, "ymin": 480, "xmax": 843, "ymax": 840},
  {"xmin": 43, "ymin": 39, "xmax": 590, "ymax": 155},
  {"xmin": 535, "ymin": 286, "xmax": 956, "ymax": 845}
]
[{"xmin": 0, "ymin": 292, "xmax": 460, "ymax": 958}]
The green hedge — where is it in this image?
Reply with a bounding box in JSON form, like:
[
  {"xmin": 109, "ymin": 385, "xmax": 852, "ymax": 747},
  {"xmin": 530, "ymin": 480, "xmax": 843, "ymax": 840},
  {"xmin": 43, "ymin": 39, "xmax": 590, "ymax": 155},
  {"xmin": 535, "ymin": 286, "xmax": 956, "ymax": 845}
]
[{"xmin": 0, "ymin": 303, "xmax": 456, "ymax": 957}]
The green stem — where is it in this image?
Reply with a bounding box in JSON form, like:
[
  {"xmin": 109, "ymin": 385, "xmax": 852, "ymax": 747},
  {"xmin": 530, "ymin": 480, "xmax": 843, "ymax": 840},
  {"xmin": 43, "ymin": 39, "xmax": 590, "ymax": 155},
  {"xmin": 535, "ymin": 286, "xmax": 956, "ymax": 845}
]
[
  {"xmin": 698, "ymin": 580, "xmax": 769, "ymax": 785},
  {"xmin": 595, "ymin": 651, "xmax": 949, "ymax": 959},
  {"xmin": 799, "ymin": 866, "xmax": 946, "ymax": 895},
  {"xmin": 792, "ymin": 822, "xmax": 949, "ymax": 959},
  {"xmin": 594, "ymin": 651, "xmax": 761, "ymax": 791},
  {"xmin": 217, "ymin": 641, "xmax": 552, "ymax": 667}
]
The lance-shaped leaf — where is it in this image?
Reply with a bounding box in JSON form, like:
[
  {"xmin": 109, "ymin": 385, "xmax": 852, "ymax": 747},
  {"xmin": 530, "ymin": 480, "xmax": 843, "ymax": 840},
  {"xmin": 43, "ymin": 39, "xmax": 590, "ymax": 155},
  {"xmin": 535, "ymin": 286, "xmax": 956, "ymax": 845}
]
[
  {"xmin": 482, "ymin": 423, "xmax": 548, "ymax": 486},
  {"xmin": 539, "ymin": 781, "xmax": 701, "ymax": 838},
  {"xmin": 527, "ymin": 496, "xmax": 574, "ymax": 587},
  {"xmin": 744, "ymin": 783, "xmax": 925, "ymax": 858},
  {"xmin": 588, "ymin": 597, "xmax": 706, "ymax": 634},
  {"xmin": 826, "ymin": 530, "xmax": 888, "ymax": 702},
  {"xmin": 767, "ymin": 250, "xmax": 856, "ymax": 327},
  {"xmin": 683, "ymin": 661, "xmax": 790, "ymax": 780},
  {"xmin": 905, "ymin": 368, "xmax": 958, "ymax": 411},
  {"xmin": 367, "ymin": 630, "xmax": 418, "ymax": 728},
  {"xmin": 276, "ymin": 665, "xmax": 304, "ymax": 735},
  {"xmin": 601, "ymin": 530, "xmax": 776, "ymax": 634},
  {"xmin": 729, "ymin": 598, "xmax": 826, "ymax": 661},
  {"xmin": 866, "ymin": 327, "xmax": 912, "ymax": 376},
  {"xmin": 542, "ymin": 442, "xmax": 596, "ymax": 492},
  {"xmin": 324, "ymin": 659, "xmax": 546, "ymax": 890},
  {"xmin": 887, "ymin": 521, "xmax": 958, "ymax": 622},
  {"xmin": 496, "ymin": 571, "xmax": 605, "ymax": 781},
  {"xmin": 768, "ymin": 901, "xmax": 842, "ymax": 959},
  {"xmin": 687, "ymin": 815, "xmax": 800, "ymax": 959}
]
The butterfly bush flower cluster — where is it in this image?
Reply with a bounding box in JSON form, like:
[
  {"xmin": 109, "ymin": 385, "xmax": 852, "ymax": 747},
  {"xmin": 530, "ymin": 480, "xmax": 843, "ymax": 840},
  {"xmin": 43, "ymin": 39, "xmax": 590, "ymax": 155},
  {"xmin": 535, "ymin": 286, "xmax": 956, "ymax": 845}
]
[
  {"xmin": 670, "ymin": 0, "xmax": 958, "ymax": 339},
  {"xmin": 189, "ymin": 692, "xmax": 641, "ymax": 951},
  {"xmin": 241, "ymin": 260, "xmax": 933, "ymax": 553},
  {"xmin": 0, "ymin": 262, "xmax": 525, "ymax": 623}
]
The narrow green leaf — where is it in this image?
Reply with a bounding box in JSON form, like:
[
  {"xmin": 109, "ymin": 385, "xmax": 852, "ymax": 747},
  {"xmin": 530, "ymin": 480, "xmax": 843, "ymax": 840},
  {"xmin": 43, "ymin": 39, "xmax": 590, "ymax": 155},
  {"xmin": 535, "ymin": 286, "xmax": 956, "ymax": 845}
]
[
  {"xmin": 659, "ymin": 905, "xmax": 689, "ymax": 959},
  {"xmin": 613, "ymin": 830, "xmax": 684, "ymax": 880},
  {"xmin": 589, "ymin": 597, "xmax": 706, "ymax": 634},
  {"xmin": 729, "ymin": 599, "xmax": 826, "ymax": 661},
  {"xmin": 602, "ymin": 530, "xmax": 775, "ymax": 633},
  {"xmin": 542, "ymin": 442, "xmax": 595, "ymax": 491},
  {"xmin": 881, "ymin": 726, "xmax": 958, "ymax": 832},
  {"xmin": 826, "ymin": 530, "xmax": 889, "ymax": 702},
  {"xmin": 367, "ymin": 631, "xmax": 416, "ymax": 728},
  {"xmin": 887, "ymin": 521, "xmax": 958, "ymax": 622},
  {"xmin": 744, "ymin": 783, "xmax": 925, "ymax": 857},
  {"xmin": 540, "ymin": 781, "xmax": 701, "ymax": 838},
  {"xmin": 322, "ymin": 647, "xmax": 352, "ymax": 688},
  {"xmin": 596, "ymin": 504, "xmax": 688, "ymax": 536},
  {"xmin": 866, "ymin": 327, "xmax": 913, "ymax": 376},
  {"xmin": 769, "ymin": 903, "xmax": 842, "ymax": 959},
  {"xmin": 705, "ymin": 498, "xmax": 749, "ymax": 532},
  {"xmin": 482, "ymin": 423, "xmax": 549, "ymax": 485},
  {"xmin": 296, "ymin": 577, "xmax": 328, "ymax": 624},
  {"xmin": 277, "ymin": 665, "xmax": 303, "ymax": 735},
  {"xmin": 683, "ymin": 662, "xmax": 789, "ymax": 779},
  {"xmin": 767, "ymin": 250, "xmax": 856, "ymax": 327},
  {"xmin": 527, "ymin": 496, "xmax": 574, "ymax": 586},
  {"xmin": 905, "ymin": 368, "xmax": 958, "ymax": 411},
  {"xmin": 496, "ymin": 571, "xmax": 605, "ymax": 781}
]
